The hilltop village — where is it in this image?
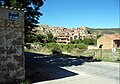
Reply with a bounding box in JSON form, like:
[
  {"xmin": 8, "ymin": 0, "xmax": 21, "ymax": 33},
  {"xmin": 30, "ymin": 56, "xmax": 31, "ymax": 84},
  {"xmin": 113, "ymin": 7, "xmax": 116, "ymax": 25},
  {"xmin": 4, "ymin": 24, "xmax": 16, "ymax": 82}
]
[{"xmin": 34, "ymin": 24, "xmax": 97, "ymax": 43}]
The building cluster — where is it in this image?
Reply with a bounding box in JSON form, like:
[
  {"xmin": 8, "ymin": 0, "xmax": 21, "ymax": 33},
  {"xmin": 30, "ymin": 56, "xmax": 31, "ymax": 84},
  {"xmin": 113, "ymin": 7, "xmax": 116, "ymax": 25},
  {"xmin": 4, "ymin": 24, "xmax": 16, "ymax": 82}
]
[
  {"xmin": 34, "ymin": 24, "xmax": 120, "ymax": 49},
  {"xmin": 35, "ymin": 24, "xmax": 97, "ymax": 43}
]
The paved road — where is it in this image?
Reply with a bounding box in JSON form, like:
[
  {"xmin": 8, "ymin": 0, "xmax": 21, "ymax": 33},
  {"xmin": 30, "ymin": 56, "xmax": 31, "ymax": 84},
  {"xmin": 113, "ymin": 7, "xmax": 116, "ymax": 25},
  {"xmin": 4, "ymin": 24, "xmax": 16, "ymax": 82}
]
[{"xmin": 34, "ymin": 62, "xmax": 120, "ymax": 84}]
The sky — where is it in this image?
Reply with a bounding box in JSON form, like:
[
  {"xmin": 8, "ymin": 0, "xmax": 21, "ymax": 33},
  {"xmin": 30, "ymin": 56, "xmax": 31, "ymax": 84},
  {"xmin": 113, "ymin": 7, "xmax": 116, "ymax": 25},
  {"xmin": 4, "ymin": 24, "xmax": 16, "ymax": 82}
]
[{"xmin": 39, "ymin": 0, "xmax": 119, "ymax": 28}]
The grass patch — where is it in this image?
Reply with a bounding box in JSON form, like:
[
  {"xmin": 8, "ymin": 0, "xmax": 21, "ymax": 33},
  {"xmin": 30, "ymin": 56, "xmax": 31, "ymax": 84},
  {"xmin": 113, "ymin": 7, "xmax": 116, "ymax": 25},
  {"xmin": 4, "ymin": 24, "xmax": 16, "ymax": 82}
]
[{"xmin": 24, "ymin": 43, "xmax": 120, "ymax": 62}]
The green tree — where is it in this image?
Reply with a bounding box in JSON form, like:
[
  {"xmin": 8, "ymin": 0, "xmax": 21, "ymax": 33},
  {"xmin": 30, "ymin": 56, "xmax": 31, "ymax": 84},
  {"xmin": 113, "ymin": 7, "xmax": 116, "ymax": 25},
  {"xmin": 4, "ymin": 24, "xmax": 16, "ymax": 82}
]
[
  {"xmin": 47, "ymin": 33, "xmax": 56, "ymax": 43},
  {"xmin": 37, "ymin": 34, "xmax": 47, "ymax": 43},
  {"xmin": 28, "ymin": 35, "xmax": 38, "ymax": 43},
  {"xmin": 0, "ymin": 0, "xmax": 45, "ymax": 43},
  {"xmin": 83, "ymin": 38, "xmax": 97, "ymax": 45}
]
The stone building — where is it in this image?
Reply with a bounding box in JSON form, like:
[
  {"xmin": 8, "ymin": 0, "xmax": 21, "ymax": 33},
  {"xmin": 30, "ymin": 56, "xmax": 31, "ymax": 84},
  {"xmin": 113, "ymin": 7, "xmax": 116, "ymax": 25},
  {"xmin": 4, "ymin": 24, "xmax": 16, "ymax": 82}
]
[
  {"xmin": 56, "ymin": 34, "xmax": 70, "ymax": 43},
  {"xmin": 0, "ymin": 7, "xmax": 25, "ymax": 83},
  {"xmin": 97, "ymin": 34, "xmax": 120, "ymax": 49}
]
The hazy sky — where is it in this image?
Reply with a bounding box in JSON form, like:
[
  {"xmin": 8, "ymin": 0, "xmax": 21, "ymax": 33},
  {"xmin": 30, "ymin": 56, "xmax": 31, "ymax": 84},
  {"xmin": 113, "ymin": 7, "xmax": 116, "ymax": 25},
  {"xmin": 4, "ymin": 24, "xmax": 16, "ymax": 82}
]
[{"xmin": 39, "ymin": 0, "xmax": 119, "ymax": 28}]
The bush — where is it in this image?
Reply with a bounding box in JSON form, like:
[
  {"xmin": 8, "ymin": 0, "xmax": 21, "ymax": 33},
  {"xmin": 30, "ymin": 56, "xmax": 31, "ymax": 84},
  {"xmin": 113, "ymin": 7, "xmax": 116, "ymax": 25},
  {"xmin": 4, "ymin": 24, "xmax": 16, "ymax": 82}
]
[
  {"xmin": 77, "ymin": 43, "xmax": 87, "ymax": 49},
  {"xmin": 59, "ymin": 44, "xmax": 74, "ymax": 53},
  {"xmin": 59, "ymin": 44, "xmax": 87, "ymax": 53},
  {"xmin": 44, "ymin": 43, "xmax": 87, "ymax": 54},
  {"xmin": 45, "ymin": 43, "xmax": 62, "ymax": 54},
  {"xmin": 45, "ymin": 43, "xmax": 55, "ymax": 49},
  {"xmin": 51, "ymin": 46, "xmax": 62, "ymax": 55},
  {"xmin": 26, "ymin": 35, "xmax": 37, "ymax": 43},
  {"xmin": 14, "ymin": 79, "xmax": 32, "ymax": 84},
  {"xmin": 51, "ymin": 44, "xmax": 62, "ymax": 55},
  {"xmin": 71, "ymin": 39, "xmax": 82, "ymax": 44},
  {"xmin": 82, "ymin": 38, "xmax": 97, "ymax": 45}
]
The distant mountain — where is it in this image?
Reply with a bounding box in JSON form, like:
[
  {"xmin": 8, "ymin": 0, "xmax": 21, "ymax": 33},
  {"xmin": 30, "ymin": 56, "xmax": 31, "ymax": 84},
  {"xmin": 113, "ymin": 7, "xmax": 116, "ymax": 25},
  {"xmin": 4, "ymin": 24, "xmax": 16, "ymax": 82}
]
[{"xmin": 86, "ymin": 28, "xmax": 120, "ymax": 35}]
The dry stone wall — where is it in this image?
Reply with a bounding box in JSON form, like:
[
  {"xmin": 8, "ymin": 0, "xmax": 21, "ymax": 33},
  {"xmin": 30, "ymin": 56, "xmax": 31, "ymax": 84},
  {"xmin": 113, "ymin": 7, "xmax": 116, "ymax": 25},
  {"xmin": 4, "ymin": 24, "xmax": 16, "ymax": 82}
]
[{"xmin": 0, "ymin": 7, "xmax": 25, "ymax": 83}]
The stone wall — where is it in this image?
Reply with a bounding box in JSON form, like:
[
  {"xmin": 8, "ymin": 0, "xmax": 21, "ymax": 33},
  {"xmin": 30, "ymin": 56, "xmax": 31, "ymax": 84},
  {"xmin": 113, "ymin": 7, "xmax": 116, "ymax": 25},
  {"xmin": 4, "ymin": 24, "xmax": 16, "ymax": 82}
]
[
  {"xmin": 0, "ymin": 7, "xmax": 25, "ymax": 83},
  {"xmin": 97, "ymin": 35, "xmax": 112, "ymax": 49}
]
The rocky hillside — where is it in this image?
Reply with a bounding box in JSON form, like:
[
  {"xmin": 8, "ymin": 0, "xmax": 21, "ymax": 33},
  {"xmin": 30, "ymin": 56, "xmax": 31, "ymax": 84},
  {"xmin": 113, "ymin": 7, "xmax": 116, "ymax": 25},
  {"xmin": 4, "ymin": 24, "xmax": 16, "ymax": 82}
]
[{"xmin": 35, "ymin": 24, "xmax": 120, "ymax": 36}]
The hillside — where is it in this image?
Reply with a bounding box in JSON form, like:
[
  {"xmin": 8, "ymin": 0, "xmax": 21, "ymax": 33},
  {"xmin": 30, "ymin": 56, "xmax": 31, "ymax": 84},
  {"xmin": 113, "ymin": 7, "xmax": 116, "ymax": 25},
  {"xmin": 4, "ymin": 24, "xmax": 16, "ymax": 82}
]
[
  {"xmin": 87, "ymin": 28, "xmax": 120, "ymax": 35},
  {"xmin": 35, "ymin": 25, "xmax": 120, "ymax": 37}
]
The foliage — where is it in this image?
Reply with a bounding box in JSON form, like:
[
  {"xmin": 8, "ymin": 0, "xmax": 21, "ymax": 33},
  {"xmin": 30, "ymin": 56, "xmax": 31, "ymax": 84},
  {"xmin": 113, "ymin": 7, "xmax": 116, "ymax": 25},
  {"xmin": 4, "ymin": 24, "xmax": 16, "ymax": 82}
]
[
  {"xmin": 51, "ymin": 45, "xmax": 62, "ymax": 55},
  {"xmin": 27, "ymin": 33, "xmax": 56, "ymax": 43},
  {"xmin": 45, "ymin": 43, "xmax": 57, "ymax": 49},
  {"xmin": 76, "ymin": 43, "xmax": 87, "ymax": 49},
  {"xmin": 0, "ymin": 0, "xmax": 45, "ymax": 43},
  {"xmin": 18, "ymin": 80, "xmax": 31, "ymax": 84},
  {"xmin": 97, "ymin": 34, "xmax": 103, "ymax": 39},
  {"xmin": 46, "ymin": 33, "xmax": 56, "ymax": 43},
  {"xmin": 44, "ymin": 43, "xmax": 87, "ymax": 53},
  {"xmin": 27, "ymin": 35, "xmax": 38, "ymax": 43},
  {"xmin": 61, "ymin": 44, "xmax": 70, "ymax": 52},
  {"xmin": 71, "ymin": 39, "xmax": 82, "ymax": 44},
  {"xmin": 45, "ymin": 43, "xmax": 62, "ymax": 54},
  {"xmin": 37, "ymin": 34, "xmax": 47, "ymax": 43},
  {"xmin": 71, "ymin": 38, "xmax": 96, "ymax": 46},
  {"xmin": 82, "ymin": 38, "xmax": 97, "ymax": 45}
]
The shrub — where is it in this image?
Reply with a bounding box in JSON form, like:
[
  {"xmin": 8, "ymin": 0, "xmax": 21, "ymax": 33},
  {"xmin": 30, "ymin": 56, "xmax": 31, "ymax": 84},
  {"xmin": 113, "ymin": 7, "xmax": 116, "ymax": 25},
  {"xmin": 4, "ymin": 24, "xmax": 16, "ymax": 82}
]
[
  {"xmin": 77, "ymin": 43, "xmax": 87, "ymax": 49},
  {"xmin": 44, "ymin": 43, "xmax": 62, "ymax": 54},
  {"xmin": 71, "ymin": 39, "xmax": 82, "ymax": 44},
  {"xmin": 59, "ymin": 44, "xmax": 74, "ymax": 53},
  {"xmin": 44, "ymin": 43, "xmax": 87, "ymax": 54},
  {"xmin": 82, "ymin": 38, "xmax": 97, "ymax": 45},
  {"xmin": 26, "ymin": 35, "xmax": 37, "ymax": 43},
  {"xmin": 45, "ymin": 43, "xmax": 55, "ymax": 49},
  {"xmin": 51, "ymin": 44, "xmax": 62, "ymax": 55},
  {"xmin": 14, "ymin": 79, "xmax": 32, "ymax": 84},
  {"xmin": 51, "ymin": 46, "xmax": 62, "ymax": 55}
]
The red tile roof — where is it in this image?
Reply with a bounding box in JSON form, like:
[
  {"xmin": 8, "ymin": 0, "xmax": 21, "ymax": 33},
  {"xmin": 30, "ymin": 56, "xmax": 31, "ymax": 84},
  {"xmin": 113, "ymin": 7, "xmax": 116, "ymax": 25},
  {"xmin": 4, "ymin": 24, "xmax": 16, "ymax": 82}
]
[
  {"xmin": 56, "ymin": 40, "xmax": 67, "ymax": 43},
  {"xmin": 105, "ymin": 34, "xmax": 120, "ymax": 40},
  {"xmin": 57, "ymin": 34, "xmax": 69, "ymax": 37}
]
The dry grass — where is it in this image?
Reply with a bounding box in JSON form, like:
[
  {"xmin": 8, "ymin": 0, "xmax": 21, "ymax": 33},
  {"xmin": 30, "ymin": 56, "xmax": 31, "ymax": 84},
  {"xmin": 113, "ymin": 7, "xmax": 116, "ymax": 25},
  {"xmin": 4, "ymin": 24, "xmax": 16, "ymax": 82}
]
[
  {"xmin": 24, "ymin": 47, "xmax": 120, "ymax": 62},
  {"xmin": 79, "ymin": 49, "xmax": 120, "ymax": 62}
]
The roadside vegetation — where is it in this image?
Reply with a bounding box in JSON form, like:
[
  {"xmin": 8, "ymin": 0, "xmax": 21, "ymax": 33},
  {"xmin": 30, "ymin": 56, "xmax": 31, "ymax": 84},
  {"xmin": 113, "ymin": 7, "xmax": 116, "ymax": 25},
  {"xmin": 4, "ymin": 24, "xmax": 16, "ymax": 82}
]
[
  {"xmin": 24, "ymin": 33, "xmax": 93, "ymax": 54},
  {"xmin": 24, "ymin": 34, "xmax": 120, "ymax": 62}
]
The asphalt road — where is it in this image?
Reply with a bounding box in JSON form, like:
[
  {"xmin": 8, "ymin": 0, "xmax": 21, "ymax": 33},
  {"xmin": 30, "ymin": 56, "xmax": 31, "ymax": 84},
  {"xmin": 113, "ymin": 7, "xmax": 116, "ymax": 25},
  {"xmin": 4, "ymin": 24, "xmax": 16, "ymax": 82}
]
[{"xmin": 34, "ymin": 62, "xmax": 120, "ymax": 84}]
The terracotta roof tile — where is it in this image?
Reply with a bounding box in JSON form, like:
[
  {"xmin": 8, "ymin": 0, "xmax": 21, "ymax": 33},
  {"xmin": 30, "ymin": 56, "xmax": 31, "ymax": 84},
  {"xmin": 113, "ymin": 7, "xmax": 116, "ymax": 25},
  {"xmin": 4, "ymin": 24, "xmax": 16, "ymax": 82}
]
[{"xmin": 105, "ymin": 34, "xmax": 120, "ymax": 40}]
